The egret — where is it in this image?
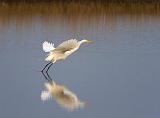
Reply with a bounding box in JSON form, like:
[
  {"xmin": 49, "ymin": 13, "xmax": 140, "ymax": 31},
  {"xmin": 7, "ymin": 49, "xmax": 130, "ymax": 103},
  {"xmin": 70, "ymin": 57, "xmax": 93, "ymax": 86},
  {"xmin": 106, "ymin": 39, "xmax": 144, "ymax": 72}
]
[
  {"xmin": 41, "ymin": 81, "xmax": 85, "ymax": 111},
  {"xmin": 41, "ymin": 39, "xmax": 93, "ymax": 74}
]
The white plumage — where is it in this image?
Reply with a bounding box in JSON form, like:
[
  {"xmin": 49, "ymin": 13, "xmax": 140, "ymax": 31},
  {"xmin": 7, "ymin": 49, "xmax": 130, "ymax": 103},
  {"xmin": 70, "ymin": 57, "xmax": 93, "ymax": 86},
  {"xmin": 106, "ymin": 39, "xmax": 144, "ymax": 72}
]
[
  {"xmin": 42, "ymin": 39, "xmax": 92, "ymax": 63},
  {"xmin": 43, "ymin": 41, "xmax": 55, "ymax": 52}
]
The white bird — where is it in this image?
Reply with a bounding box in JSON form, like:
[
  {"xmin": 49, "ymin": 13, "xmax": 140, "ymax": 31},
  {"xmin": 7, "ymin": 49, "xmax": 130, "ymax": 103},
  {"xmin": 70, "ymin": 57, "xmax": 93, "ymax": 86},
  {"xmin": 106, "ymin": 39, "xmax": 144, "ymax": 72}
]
[
  {"xmin": 41, "ymin": 81, "xmax": 85, "ymax": 111},
  {"xmin": 41, "ymin": 39, "xmax": 93, "ymax": 73}
]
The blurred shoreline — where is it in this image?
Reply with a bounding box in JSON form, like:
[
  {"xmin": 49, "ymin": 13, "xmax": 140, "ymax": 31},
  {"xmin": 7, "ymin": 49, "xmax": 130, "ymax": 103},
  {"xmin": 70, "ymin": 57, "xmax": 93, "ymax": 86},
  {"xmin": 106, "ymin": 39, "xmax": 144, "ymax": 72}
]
[
  {"xmin": 0, "ymin": 0, "xmax": 159, "ymax": 30},
  {"xmin": 0, "ymin": 2, "xmax": 160, "ymax": 15},
  {"xmin": 0, "ymin": 0, "xmax": 159, "ymax": 3}
]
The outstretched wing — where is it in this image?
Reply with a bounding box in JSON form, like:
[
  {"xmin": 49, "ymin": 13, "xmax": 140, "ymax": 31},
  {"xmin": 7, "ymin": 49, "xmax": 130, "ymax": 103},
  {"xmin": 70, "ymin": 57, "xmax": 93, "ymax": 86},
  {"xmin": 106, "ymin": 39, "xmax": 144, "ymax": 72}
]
[
  {"xmin": 54, "ymin": 39, "xmax": 78, "ymax": 53},
  {"xmin": 43, "ymin": 41, "xmax": 55, "ymax": 52}
]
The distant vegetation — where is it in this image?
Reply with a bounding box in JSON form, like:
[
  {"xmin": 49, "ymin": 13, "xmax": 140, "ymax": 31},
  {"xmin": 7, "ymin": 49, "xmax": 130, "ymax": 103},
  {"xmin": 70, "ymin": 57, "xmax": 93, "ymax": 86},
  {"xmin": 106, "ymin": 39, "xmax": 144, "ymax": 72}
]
[
  {"xmin": 0, "ymin": 0, "xmax": 159, "ymax": 3},
  {"xmin": 0, "ymin": 0, "xmax": 159, "ymax": 17}
]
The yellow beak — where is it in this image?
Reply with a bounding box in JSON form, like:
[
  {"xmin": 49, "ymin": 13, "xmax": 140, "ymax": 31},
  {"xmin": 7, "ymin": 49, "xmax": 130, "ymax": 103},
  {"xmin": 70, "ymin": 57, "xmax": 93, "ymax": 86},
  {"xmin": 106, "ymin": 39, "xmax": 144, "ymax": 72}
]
[{"xmin": 86, "ymin": 40, "xmax": 94, "ymax": 43}]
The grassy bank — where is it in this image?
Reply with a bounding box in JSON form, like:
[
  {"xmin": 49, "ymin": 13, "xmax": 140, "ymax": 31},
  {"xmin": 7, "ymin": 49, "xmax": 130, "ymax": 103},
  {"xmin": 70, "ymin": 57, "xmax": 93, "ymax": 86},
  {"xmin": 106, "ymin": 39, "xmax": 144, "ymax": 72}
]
[
  {"xmin": 0, "ymin": 0, "xmax": 159, "ymax": 3},
  {"xmin": 0, "ymin": 1, "xmax": 159, "ymax": 18}
]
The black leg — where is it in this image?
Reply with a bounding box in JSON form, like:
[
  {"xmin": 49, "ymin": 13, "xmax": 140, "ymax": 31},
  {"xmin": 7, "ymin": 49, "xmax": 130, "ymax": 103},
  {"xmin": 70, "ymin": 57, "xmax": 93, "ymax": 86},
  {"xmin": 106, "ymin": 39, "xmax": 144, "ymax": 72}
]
[
  {"xmin": 45, "ymin": 62, "xmax": 54, "ymax": 82},
  {"xmin": 41, "ymin": 62, "xmax": 53, "ymax": 82},
  {"xmin": 41, "ymin": 70, "xmax": 51, "ymax": 82},
  {"xmin": 46, "ymin": 63, "xmax": 53, "ymax": 73},
  {"xmin": 46, "ymin": 71, "xmax": 53, "ymax": 82},
  {"xmin": 41, "ymin": 61, "xmax": 54, "ymax": 83},
  {"xmin": 41, "ymin": 62, "xmax": 52, "ymax": 72}
]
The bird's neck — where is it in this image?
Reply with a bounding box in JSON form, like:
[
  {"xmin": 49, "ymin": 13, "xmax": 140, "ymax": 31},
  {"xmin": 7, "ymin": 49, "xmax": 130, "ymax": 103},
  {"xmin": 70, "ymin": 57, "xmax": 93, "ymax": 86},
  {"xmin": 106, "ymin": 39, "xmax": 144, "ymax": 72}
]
[{"xmin": 78, "ymin": 40, "xmax": 86, "ymax": 46}]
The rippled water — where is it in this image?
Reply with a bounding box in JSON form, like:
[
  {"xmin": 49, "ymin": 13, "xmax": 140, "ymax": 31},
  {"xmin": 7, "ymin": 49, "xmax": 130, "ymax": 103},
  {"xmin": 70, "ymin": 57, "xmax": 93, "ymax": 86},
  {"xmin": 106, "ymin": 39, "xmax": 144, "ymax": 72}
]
[{"xmin": 0, "ymin": 3, "xmax": 160, "ymax": 118}]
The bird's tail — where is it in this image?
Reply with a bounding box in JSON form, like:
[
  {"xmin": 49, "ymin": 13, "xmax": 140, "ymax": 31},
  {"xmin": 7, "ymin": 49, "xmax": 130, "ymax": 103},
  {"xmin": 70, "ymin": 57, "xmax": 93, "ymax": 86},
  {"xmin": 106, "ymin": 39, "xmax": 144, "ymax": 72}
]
[{"xmin": 43, "ymin": 41, "xmax": 55, "ymax": 52}]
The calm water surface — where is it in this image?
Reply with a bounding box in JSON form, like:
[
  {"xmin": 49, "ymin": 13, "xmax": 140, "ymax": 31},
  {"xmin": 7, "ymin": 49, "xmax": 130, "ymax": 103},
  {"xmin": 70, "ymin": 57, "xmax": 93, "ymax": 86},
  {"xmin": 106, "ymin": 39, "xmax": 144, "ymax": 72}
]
[{"xmin": 0, "ymin": 3, "xmax": 160, "ymax": 118}]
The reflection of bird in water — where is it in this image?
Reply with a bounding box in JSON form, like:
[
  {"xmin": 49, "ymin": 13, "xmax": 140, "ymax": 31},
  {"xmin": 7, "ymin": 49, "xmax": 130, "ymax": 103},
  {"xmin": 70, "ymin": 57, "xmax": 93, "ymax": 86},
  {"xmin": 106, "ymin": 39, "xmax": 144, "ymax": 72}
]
[
  {"xmin": 41, "ymin": 81, "xmax": 85, "ymax": 111},
  {"xmin": 41, "ymin": 39, "xmax": 93, "ymax": 77}
]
